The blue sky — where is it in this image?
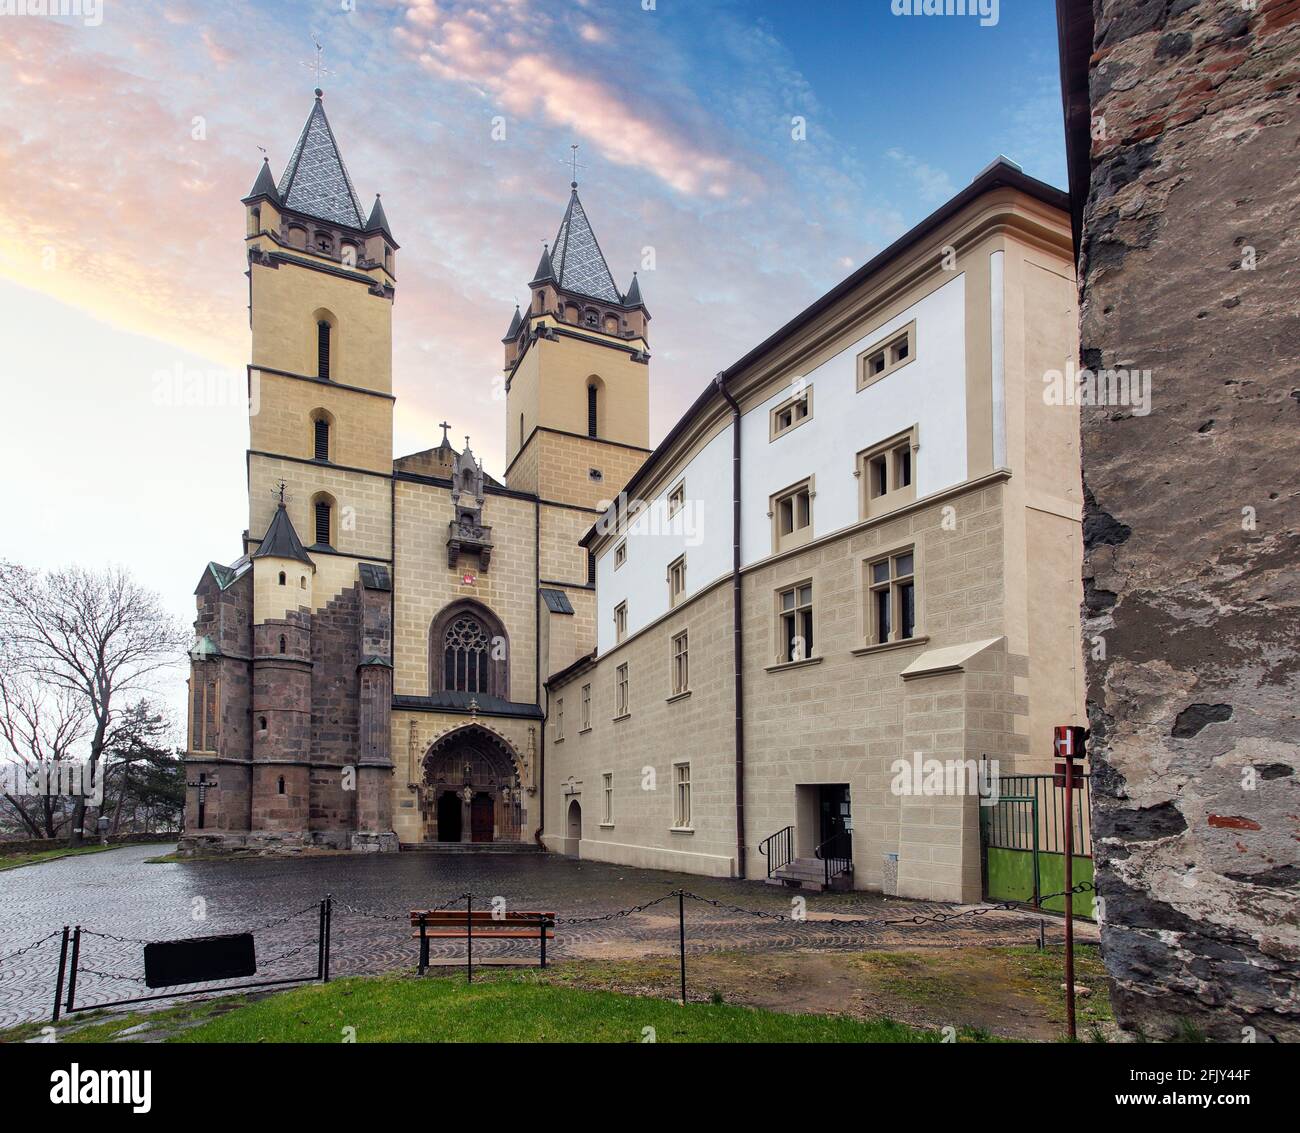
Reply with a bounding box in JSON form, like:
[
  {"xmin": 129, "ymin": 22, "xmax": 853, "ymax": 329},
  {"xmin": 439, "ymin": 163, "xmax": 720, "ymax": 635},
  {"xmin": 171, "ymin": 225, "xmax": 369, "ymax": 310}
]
[{"xmin": 0, "ymin": 0, "xmax": 1066, "ymax": 725}]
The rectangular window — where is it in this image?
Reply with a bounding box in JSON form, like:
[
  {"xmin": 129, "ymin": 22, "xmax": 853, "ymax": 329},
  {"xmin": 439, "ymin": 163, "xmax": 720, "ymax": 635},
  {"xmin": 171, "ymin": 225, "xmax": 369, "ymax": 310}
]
[
  {"xmin": 615, "ymin": 662, "xmax": 629, "ymax": 717},
  {"xmin": 317, "ymin": 320, "xmax": 332, "ymax": 380},
  {"xmin": 856, "ymin": 320, "xmax": 915, "ymax": 390},
  {"xmin": 867, "ymin": 548, "xmax": 918, "ymax": 645},
  {"xmin": 314, "ymin": 501, "xmax": 332, "ymax": 546},
  {"xmin": 580, "ymin": 683, "xmax": 591, "ymax": 731},
  {"xmin": 668, "ymin": 555, "xmax": 686, "ymax": 606},
  {"xmin": 769, "ymin": 385, "xmax": 813, "ymax": 441},
  {"xmin": 667, "ymin": 481, "xmax": 685, "ymax": 518},
  {"xmin": 601, "ymin": 772, "xmax": 613, "ymax": 826},
  {"xmin": 859, "ymin": 428, "xmax": 918, "ymax": 518},
  {"xmin": 771, "ymin": 478, "xmax": 813, "ymax": 554},
  {"xmin": 777, "ymin": 583, "xmax": 814, "ymax": 663},
  {"xmin": 614, "ymin": 601, "xmax": 628, "ymax": 644},
  {"xmin": 614, "ymin": 541, "xmax": 627, "ymax": 570},
  {"xmin": 555, "ymin": 697, "xmax": 564, "ymax": 741},
  {"xmin": 674, "ymin": 762, "xmax": 692, "ymax": 829},
  {"xmin": 671, "ymin": 630, "xmax": 689, "ymax": 696}
]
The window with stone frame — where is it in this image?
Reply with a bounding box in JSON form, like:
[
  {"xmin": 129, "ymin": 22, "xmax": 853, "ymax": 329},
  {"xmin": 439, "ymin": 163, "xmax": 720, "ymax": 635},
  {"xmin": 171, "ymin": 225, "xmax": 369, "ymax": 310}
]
[
  {"xmin": 777, "ymin": 582, "xmax": 814, "ymax": 663},
  {"xmin": 668, "ymin": 555, "xmax": 686, "ymax": 607},
  {"xmin": 771, "ymin": 478, "xmax": 814, "ymax": 554},
  {"xmin": 580, "ymin": 683, "xmax": 592, "ymax": 731},
  {"xmin": 769, "ymin": 385, "xmax": 813, "ymax": 441},
  {"xmin": 671, "ymin": 630, "xmax": 689, "ymax": 696},
  {"xmin": 673, "ymin": 761, "xmax": 692, "ymax": 829},
  {"xmin": 667, "ymin": 480, "xmax": 685, "ymax": 518},
  {"xmin": 601, "ymin": 772, "xmax": 613, "ymax": 826},
  {"xmin": 555, "ymin": 696, "xmax": 564, "ymax": 741},
  {"xmin": 856, "ymin": 321, "xmax": 915, "ymax": 390},
  {"xmin": 614, "ymin": 600, "xmax": 628, "ymax": 644},
  {"xmin": 867, "ymin": 548, "xmax": 917, "ymax": 645},
  {"xmin": 858, "ymin": 428, "xmax": 918, "ymax": 518},
  {"xmin": 443, "ymin": 614, "xmax": 493, "ymax": 694},
  {"xmin": 615, "ymin": 662, "xmax": 629, "ymax": 718},
  {"xmin": 614, "ymin": 540, "xmax": 627, "ymax": 570}
]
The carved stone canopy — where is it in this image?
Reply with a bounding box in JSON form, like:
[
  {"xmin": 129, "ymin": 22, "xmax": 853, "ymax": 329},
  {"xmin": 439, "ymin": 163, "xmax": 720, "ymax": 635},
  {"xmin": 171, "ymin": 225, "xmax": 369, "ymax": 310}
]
[{"xmin": 447, "ymin": 437, "xmax": 493, "ymax": 570}]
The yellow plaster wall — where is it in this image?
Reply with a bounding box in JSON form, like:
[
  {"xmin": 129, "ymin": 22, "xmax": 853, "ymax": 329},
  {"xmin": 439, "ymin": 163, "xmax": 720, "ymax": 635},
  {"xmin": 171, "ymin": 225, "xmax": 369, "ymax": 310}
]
[{"xmin": 250, "ymin": 371, "xmax": 393, "ymax": 474}]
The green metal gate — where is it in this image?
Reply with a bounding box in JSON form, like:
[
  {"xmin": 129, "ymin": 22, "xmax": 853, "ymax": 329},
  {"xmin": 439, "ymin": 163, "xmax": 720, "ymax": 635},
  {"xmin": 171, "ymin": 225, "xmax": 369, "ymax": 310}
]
[{"xmin": 980, "ymin": 773, "xmax": 1093, "ymax": 917}]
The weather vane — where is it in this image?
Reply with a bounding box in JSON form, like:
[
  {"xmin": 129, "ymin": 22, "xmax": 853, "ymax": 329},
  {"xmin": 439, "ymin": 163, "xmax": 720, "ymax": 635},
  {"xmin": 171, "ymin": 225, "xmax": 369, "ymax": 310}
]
[{"xmin": 300, "ymin": 34, "xmax": 334, "ymax": 82}]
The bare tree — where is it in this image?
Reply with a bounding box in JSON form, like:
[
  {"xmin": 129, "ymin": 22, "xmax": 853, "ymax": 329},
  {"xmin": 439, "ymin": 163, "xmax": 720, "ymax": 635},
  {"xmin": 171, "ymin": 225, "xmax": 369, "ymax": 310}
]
[
  {"xmin": 0, "ymin": 562, "xmax": 187, "ymax": 845},
  {"xmin": 0, "ymin": 671, "xmax": 88, "ymax": 838}
]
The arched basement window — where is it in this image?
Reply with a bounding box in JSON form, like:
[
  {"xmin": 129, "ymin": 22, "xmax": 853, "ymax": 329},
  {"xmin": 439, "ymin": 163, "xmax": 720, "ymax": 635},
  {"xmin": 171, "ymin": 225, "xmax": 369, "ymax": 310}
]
[{"xmin": 317, "ymin": 320, "xmax": 332, "ymax": 379}]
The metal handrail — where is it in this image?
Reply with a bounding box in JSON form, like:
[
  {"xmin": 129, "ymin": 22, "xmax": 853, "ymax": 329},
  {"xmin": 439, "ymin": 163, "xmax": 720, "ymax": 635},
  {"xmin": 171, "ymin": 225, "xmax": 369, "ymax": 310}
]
[
  {"xmin": 757, "ymin": 825, "xmax": 794, "ymax": 879},
  {"xmin": 813, "ymin": 833, "xmax": 853, "ymax": 887}
]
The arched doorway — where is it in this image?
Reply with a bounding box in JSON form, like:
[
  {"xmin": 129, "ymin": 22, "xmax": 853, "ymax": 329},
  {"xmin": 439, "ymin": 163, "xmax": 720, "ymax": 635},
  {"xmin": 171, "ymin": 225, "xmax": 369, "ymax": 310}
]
[
  {"xmin": 421, "ymin": 724, "xmax": 524, "ymax": 845},
  {"xmin": 563, "ymin": 798, "xmax": 582, "ymax": 857}
]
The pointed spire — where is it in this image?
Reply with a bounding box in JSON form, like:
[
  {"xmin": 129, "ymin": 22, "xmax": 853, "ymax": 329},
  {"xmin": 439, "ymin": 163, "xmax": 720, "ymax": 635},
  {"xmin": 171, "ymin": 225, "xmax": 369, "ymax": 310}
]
[
  {"xmin": 532, "ymin": 242, "xmax": 554, "ymax": 285},
  {"xmin": 276, "ymin": 89, "xmax": 366, "ymax": 228},
  {"xmin": 253, "ymin": 500, "xmax": 314, "ymax": 565},
  {"xmin": 502, "ymin": 304, "xmax": 523, "ymax": 342},
  {"xmin": 365, "ymin": 192, "xmax": 393, "ymax": 237},
  {"xmin": 245, "ymin": 156, "xmax": 280, "ymax": 204},
  {"xmin": 549, "ymin": 187, "xmax": 620, "ymax": 303},
  {"xmin": 623, "ymin": 271, "xmax": 644, "ymax": 308}
]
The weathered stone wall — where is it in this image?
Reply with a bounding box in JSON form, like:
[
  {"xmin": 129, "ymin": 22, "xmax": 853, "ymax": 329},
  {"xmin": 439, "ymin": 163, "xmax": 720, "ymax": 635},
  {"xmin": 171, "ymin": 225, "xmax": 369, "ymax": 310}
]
[{"xmin": 1077, "ymin": 0, "xmax": 1300, "ymax": 1041}]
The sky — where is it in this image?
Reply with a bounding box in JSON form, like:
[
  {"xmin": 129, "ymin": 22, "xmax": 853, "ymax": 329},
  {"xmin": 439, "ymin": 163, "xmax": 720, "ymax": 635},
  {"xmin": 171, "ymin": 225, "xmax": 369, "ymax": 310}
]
[{"xmin": 0, "ymin": 0, "xmax": 1066, "ymax": 728}]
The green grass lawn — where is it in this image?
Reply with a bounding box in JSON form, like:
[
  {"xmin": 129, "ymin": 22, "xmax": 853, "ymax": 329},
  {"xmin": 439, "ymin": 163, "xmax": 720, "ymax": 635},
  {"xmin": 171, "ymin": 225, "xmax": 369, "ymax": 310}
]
[{"xmin": 160, "ymin": 972, "xmax": 989, "ymax": 1044}]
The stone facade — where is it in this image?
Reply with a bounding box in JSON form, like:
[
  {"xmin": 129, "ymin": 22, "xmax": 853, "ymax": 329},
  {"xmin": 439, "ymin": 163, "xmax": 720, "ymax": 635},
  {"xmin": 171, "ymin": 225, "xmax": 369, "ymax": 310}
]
[{"xmin": 1061, "ymin": 0, "xmax": 1300, "ymax": 1040}]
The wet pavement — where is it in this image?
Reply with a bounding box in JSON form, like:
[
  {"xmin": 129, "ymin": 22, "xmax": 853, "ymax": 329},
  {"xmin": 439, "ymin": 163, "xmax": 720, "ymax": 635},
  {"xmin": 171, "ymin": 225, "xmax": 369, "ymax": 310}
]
[{"xmin": 0, "ymin": 843, "xmax": 1076, "ymax": 1028}]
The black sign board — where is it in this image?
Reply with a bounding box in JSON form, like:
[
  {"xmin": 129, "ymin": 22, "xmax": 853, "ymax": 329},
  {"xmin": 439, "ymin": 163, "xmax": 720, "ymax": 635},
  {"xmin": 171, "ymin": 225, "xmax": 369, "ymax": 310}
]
[{"xmin": 143, "ymin": 933, "xmax": 257, "ymax": 989}]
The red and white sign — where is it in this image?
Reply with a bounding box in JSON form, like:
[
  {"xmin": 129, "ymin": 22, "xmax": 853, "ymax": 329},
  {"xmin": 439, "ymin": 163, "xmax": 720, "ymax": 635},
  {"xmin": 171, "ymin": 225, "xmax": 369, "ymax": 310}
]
[
  {"xmin": 462, "ymin": 572, "xmax": 476, "ymax": 586},
  {"xmin": 1054, "ymin": 725, "xmax": 1086, "ymax": 760}
]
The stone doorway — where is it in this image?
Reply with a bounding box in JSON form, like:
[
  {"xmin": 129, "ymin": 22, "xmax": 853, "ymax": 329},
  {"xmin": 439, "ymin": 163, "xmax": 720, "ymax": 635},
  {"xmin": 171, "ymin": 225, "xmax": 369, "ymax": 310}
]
[{"xmin": 421, "ymin": 724, "xmax": 524, "ymax": 845}]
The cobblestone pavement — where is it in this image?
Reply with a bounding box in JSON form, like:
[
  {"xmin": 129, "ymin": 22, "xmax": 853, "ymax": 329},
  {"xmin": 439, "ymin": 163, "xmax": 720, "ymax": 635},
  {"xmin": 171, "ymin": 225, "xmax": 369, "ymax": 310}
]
[{"xmin": 0, "ymin": 844, "xmax": 1090, "ymax": 1028}]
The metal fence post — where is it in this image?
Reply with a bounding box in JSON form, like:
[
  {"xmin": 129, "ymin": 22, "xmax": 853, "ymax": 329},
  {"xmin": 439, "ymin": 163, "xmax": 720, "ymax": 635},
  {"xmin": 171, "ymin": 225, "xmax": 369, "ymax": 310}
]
[
  {"xmin": 466, "ymin": 893, "xmax": 473, "ymax": 985},
  {"xmin": 323, "ymin": 894, "xmax": 332, "ymax": 984},
  {"xmin": 418, "ymin": 913, "xmax": 428, "ymax": 975},
  {"xmin": 677, "ymin": 889, "xmax": 687, "ymax": 1006},
  {"xmin": 539, "ymin": 915, "xmax": 547, "ymax": 969},
  {"xmin": 317, "ymin": 899, "xmax": 327, "ymax": 980},
  {"xmin": 64, "ymin": 926, "xmax": 81, "ymax": 1014},
  {"xmin": 51, "ymin": 925, "xmax": 70, "ymax": 1024}
]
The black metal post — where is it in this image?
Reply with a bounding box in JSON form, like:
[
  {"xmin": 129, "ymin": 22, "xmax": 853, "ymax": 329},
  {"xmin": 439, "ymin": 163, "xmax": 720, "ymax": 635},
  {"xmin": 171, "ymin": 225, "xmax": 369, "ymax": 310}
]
[
  {"xmin": 466, "ymin": 894, "xmax": 473, "ymax": 985},
  {"xmin": 51, "ymin": 926, "xmax": 70, "ymax": 1024},
  {"xmin": 677, "ymin": 889, "xmax": 686, "ymax": 1006},
  {"xmin": 539, "ymin": 915, "xmax": 546, "ymax": 969},
  {"xmin": 64, "ymin": 926, "xmax": 81, "ymax": 1013},
  {"xmin": 316, "ymin": 899, "xmax": 326, "ymax": 979},
  {"xmin": 323, "ymin": 894, "xmax": 332, "ymax": 984},
  {"xmin": 418, "ymin": 913, "xmax": 428, "ymax": 975}
]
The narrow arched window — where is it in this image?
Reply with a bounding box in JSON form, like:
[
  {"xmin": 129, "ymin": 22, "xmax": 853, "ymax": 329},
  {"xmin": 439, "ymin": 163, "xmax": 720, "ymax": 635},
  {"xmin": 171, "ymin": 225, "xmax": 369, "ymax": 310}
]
[
  {"xmin": 443, "ymin": 614, "xmax": 492, "ymax": 695},
  {"xmin": 258, "ymin": 716, "xmax": 267, "ymax": 731},
  {"xmin": 277, "ymin": 775, "xmax": 286, "ymax": 795},
  {"xmin": 315, "ymin": 500, "xmax": 331, "ymax": 546},
  {"xmin": 278, "ymin": 634, "xmax": 287, "ymax": 654},
  {"xmin": 587, "ymin": 384, "xmax": 598, "ymax": 437},
  {"xmin": 314, "ymin": 416, "xmax": 330, "ymax": 461},
  {"xmin": 278, "ymin": 571, "xmax": 286, "ymax": 586},
  {"xmin": 317, "ymin": 320, "xmax": 331, "ymax": 379}
]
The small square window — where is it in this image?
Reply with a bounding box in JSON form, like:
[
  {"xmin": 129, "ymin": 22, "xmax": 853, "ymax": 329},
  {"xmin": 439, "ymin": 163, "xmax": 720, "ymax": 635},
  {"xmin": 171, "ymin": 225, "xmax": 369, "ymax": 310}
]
[
  {"xmin": 770, "ymin": 385, "xmax": 813, "ymax": 441},
  {"xmin": 667, "ymin": 482, "xmax": 685, "ymax": 518},
  {"xmin": 771, "ymin": 479, "xmax": 814, "ymax": 554},
  {"xmin": 857, "ymin": 321, "xmax": 916, "ymax": 390},
  {"xmin": 614, "ymin": 541, "xmax": 627, "ymax": 570}
]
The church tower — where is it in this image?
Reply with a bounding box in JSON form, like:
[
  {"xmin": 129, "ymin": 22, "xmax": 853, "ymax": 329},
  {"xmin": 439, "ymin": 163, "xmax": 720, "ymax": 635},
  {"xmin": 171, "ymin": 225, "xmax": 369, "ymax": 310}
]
[
  {"xmin": 221, "ymin": 88, "xmax": 398, "ymax": 848},
  {"xmin": 502, "ymin": 180, "xmax": 651, "ymax": 509}
]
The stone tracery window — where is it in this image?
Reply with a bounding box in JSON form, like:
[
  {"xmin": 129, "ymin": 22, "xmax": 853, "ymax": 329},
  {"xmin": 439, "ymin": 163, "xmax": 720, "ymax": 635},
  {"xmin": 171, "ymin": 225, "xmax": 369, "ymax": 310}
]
[{"xmin": 443, "ymin": 614, "xmax": 492, "ymax": 695}]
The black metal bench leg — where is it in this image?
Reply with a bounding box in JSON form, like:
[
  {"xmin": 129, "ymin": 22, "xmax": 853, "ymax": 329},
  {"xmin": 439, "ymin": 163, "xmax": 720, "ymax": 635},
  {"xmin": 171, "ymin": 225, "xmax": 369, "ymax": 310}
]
[
  {"xmin": 418, "ymin": 916, "xmax": 428, "ymax": 975},
  {"xmin": 539, "ymin": 918, "xmax": 546, "ymax": 969}
]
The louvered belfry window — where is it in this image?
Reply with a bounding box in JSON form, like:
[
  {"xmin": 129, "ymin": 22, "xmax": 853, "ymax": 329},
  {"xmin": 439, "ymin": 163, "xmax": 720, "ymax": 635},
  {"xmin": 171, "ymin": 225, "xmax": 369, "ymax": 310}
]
[
  {"xmin": 314, "ymin": 418, "xmax": 330, "ymax": 461},
  {"xmin": 317, "ymin": 321, "xmax": 331, "ymax": 379},
  {"xmin": 587, "ymin": 384, "xmax": 598, "ymax": 437},
  {"xmin": 314, "ymin": 501, "xmax": 331, "ymax": 546}
]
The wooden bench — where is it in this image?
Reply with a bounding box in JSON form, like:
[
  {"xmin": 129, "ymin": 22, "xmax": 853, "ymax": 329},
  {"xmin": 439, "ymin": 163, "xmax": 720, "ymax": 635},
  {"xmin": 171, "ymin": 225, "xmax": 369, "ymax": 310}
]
[{"xmin": 410, "ymin": 909, "xmax": 556, "ymax": 973}]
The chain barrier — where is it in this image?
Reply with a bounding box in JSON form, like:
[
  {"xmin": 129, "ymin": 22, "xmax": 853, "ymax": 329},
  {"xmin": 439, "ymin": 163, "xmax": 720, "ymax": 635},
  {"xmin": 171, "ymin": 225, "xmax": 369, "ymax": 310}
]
[
  {"xmin": 0, "ymin": 929, "xmax": 64, "ymax": 967},
  {"xmin": 555, "ymin": 892, "xmax": 679, "ymax": 925},
  {"xmin": 334, "ymin": 891, "xmax": 470, "ymax": 922}
]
